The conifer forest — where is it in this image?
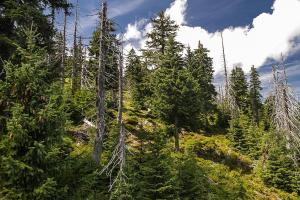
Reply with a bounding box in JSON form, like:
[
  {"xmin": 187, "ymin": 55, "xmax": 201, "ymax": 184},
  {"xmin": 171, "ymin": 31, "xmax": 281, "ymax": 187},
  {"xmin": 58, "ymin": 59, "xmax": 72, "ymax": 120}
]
[{"xmin": 1, "ymin": 0, "xmax": 300, "ymax": 199}]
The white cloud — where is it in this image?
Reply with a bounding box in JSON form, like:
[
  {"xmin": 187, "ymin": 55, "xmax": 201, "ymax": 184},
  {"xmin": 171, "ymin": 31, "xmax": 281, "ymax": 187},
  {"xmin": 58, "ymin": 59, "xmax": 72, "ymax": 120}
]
[
  {"xmin": 123, "ymin": 19, "xmax": 149, "ymax": 55},
  {"xmin": 165, "ymin": 0, "xmax": 187, "ymax": 25},
  {"xmin": 124, "ymin": 0, "xmax": 300, "ymax": 75},
  {"xmin": 124, "ymin": 23, "xmax": 142, "ymax": 40}
]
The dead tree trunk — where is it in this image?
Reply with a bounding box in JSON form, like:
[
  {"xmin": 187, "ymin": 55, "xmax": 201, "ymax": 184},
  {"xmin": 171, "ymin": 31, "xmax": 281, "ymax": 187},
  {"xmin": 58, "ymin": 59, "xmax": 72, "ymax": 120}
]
[
  {"xmin": 51, "ymin": 6, "xmax": 55, "ymax": 26},
  {"xmin": 281, "ymin": 57, "xmax": 293, "ymax": 149},
  {"xmin": 272, "ymin": 61, "xmax": 300, "ymax": 165},
  {"xmin": 71, "ymin": 0, "xmax": 79, "ymax": 94},
  {"xmin": 61, "ymin": 7, "xmax": 67, "ymax": 86},
  {"xmin": 81, "ymin": 47, "xmax": 87, "ymax": 88},
  {"xmin": 93, "ymin": 0, "xmax": 107, "ymax": 164},
  {"xmin": 118, "ymin": 45, "xmax": 124, "ymax": 125},
  {"xmin": 221, "ymin": 31, "xmax": 229, "ymax": 99},
  {"xmin": 221, "ymin": 31, "xmax": 238, "ymax": 116},
  {"xmin": 78, "ymin": 36, "xmax": 83, "ymax": 87},
  {"xmin": 101, "ymin": 42, "xmax": 127, "ymax": 190}
]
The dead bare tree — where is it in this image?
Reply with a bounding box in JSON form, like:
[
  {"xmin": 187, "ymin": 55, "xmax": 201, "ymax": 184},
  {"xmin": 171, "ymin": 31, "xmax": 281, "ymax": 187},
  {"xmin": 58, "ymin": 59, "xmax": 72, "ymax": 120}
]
[
  {"xmin": 50, "ymin": 5, "xmax": 55, "ymax": 26},
  {"xmin": 93, "ymin": 0, "xmax": 107, "ymax": 164},
  {"xmin": 117, "ymin": 45, "xmax": 124, "ymax": 126},
  {"xmin": 61, "ymin": 5, "xmax": 67, "ymax": 86},
  {"xmin": 216, "ymin": 85, "xmax": 224, "ymax": 106},
  {"xmin": 272, "ymin": 57, "xmax": 300, "ymax": 163},
  {"xmin": 102, "ymin": 39, "xmax": 127, "ymax": 191},
  {"xmin": 221, "ymin": 31, "xmax": 229, "ymax": 96},
  {"xmin": 227, "ymin": 74, "xmax": 240, "ymax": 116},
  {"xmin": 71, "ymin": 0, "xmax": 79, "ymax": 94},
  {"xmin": 220, "ymin": 31, "xmax": 238, "ymax": 116},
  {"xmin": 80, "ymin": 46, "xmax": 88, "ymax": 88}
]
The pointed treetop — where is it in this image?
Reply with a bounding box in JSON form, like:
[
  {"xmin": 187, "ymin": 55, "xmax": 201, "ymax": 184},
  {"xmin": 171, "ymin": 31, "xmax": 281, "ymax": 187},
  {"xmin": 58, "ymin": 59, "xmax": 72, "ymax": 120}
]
[
  {"xmin": 197, "ymin": 41, "xmax": 203, "ymax": 49},
  {"xmin": 129, "ymin": 48, "xmax": 136, "ymax": 54}
]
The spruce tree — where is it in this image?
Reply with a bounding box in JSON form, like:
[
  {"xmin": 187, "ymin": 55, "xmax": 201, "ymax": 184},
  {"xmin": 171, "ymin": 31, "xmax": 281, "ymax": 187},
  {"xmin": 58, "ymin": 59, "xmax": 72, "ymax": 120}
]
[
  {"xmin": 0, "ymin": 28, "xmax": 68, "ymax": 199},
  {"xmin": 129, "ymin": 130, "xmax": 178, "ymax": 200},
  {"xmin": 262, "ymin": 96, "xmax": 274, "ymax": 131},
  {"xmin": 186, "ymin": 41, "xmax": 216, "ymax": 127},
  {"xmin": 229, "ymin": 114, "xmax": 265, "ymax": 157},
  {"xmin": 263, "ymin": 134, "xmax": 300, "ymax": 194},
  {"xmin": 177, "ymin": 154, "xmax": 209, "ymax": 200},
  {"xmin": 151, "ymin": 36, "xmax": 201, "ymax": 151},
  {"xmin": 229, "ymin": 116, "xmax": 249, "ymax": 154},
  {"xmin": 229, "ymin": 66, "xmax": 249, "ymax": 113},
  {"xmin": 0, "ymin": 0, "xmax": 70, "ymax": 79},
  {"xmin": 249, "ymin": 66, "xmax": 262, "ymax": 125},
  {"xmin": 144, "ymin": 11, "xmax": 179, "ymax": 68},
  {"xmin": 125, "ymin": 49, "xmax": 149, "ymax": 109},
  {"xmin": 146, "ymin": 11, "xmax": 178, "ymax": 54},
  {"xmin": 185, "ymin": 47, "xmax": 194, "ymax": 69}
]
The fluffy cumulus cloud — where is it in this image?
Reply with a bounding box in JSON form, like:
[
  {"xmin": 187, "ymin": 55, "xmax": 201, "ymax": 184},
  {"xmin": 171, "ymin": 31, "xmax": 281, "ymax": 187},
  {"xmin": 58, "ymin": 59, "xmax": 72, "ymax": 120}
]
[
  {"xmin": 124, "ymin": 23, "xmax": 142, "ymax": 40},
  {"xmin": 124, "ymin": 0, "xmax": 300, "ymax": 75},
  {"xmin": 165, "ymin": 0, "xmax": 187, "ymax": 25}
]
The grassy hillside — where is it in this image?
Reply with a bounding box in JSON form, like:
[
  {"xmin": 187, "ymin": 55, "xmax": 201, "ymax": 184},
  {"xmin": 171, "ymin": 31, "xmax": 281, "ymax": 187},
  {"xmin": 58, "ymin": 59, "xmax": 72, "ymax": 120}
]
[{"xmin": 64, "ymin": 99, "xmax": 299, "ymax": 200}]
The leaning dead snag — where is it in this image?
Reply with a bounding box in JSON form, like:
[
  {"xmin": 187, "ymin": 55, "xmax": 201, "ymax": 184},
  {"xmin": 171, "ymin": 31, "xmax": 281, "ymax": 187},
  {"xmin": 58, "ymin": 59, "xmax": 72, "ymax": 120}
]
[
  {"xmin": 221, "ymin": 31, "xmax": 229, "ymax": 98},
  {"xmin": 272, "ymin": 59, "xmax": 300, "ymax": 162},
  {"xmin": 220, "ymin": 32, "xmax": 237, "ymax": 116}
]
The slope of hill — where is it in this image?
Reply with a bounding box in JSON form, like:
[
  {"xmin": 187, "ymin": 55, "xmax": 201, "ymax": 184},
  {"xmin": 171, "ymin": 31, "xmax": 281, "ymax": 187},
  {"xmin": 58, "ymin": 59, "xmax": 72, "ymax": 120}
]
[{"xmin": 64, "ymin": 100, "xmax": 299, "ymax": 200}]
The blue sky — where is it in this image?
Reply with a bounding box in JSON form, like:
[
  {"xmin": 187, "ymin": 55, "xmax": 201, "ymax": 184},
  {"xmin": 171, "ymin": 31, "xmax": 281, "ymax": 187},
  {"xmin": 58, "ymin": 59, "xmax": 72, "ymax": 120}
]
[
  {"xmin": 59, "ymin": 0, "xmax": 274, "ymax": 39},
  {"xmin": 56, "ymin": 0, "xmax": 300, "ymax": 97}
]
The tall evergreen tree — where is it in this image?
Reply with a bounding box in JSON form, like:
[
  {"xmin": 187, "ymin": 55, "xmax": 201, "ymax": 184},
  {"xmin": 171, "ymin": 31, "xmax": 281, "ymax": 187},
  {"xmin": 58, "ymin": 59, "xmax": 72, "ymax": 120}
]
[
  {"xmin": 249, "ymin": 66, "xmax": 262, "ymax": 125},
  {"xmin": 0, "ymin": 0, "xmax": 70, "ymax": 79},
  {"xmin": 146, "ymin": 11, "xmax": 178, "ymax": 54},
  {"xmin": 229, "ymin": 66, "xmax": 249, "ymax": 112},
  {"xmin": 160, "ymin": 36, "xmax": 184, "ymax": 69},
  {"xmin": 126, "ymin": 49, "xmax": 149, "ymax": 109},
  {"xmin": 151, "ymin": 36, "xmax": 201, "ymax": 151},
  {"xmin": 262, "ymin": 95, "xmax": 274, "ymax": 131},
  {"xmin": 143, "ymin": 11, "xmax": 178, "ymax": 68},
  {"xmin": 186, "ymin": 42, "xmax": 216, "ymax": 118},
  {"xmin": 0, "ymin": 28, "xmax": 68, "ymax": 199}
]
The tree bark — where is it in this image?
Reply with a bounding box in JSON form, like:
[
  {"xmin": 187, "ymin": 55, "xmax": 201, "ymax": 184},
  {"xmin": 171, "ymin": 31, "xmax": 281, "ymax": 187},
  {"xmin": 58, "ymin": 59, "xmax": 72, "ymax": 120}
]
[
  {"xmin": 118, "ymin": 45, "xmax": 123, "ymax": 125},
  {"xmin": 93, "ymin": 0, "xmax": 107, "ymax": 164},
  {"xmin": 221, "ymin": 32, "xmax": 229, "ymax": 98},
  {"xmin": 80, "ymin": 47, "xmax": 87, "ymax": 88}
]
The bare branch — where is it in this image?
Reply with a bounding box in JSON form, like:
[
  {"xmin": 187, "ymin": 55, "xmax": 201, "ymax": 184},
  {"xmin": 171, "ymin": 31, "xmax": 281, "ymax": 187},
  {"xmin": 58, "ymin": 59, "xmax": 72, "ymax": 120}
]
[
  {"xmin": 101, "ymin": 39, "xmax": 128, "ymax": 191},
  {"xmin": 272, "ymin": 59, "xmax": 300, "ymax": 164}
]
